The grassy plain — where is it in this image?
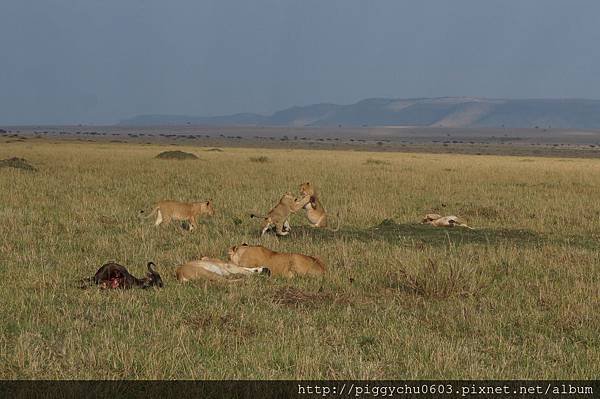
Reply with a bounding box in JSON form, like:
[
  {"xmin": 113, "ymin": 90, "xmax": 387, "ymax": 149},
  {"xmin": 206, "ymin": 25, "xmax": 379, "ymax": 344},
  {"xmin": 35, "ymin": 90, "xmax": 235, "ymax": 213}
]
[{"xmin": 0, "ymin": 139, "xmax": 598, "ymax": 379}]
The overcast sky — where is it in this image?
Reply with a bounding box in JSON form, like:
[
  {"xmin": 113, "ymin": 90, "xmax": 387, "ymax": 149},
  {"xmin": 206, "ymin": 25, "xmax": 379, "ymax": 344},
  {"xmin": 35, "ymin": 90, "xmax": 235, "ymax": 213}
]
[{"xmin": 2, "ymin": 0, "xmax": 600, "ymax": 125}]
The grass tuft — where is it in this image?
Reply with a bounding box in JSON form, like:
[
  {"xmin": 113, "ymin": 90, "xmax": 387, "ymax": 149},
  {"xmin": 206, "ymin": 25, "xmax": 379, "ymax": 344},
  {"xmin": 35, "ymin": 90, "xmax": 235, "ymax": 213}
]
[
  {"xmin": 364, "ymin": 158, "xmax": 390, "ymax": 165},
  {"xmin": 391, "ymin": 258, "xmax": 488, "ymax": 299},
  {"xmin": 249, "ymin": 156, "xmax": 269, "ymax": 163},
  {"xmin": 185, "ymin": 313, "xmax": 257, "ymax": 338},
  {"xmin": 0, "ymin": 157, "xmax": 37, "ymax": 171},
  {"xmin": 270, "ymin": 286, "xmax": 351, "ymax": 308}
]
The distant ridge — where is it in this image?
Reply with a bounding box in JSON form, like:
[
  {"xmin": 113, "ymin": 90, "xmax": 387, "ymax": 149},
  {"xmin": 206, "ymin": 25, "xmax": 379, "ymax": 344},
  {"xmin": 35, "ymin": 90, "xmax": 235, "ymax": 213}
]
[{"xmin": 119, "ymin": 97, "xmax": 600, "ymax": 129}]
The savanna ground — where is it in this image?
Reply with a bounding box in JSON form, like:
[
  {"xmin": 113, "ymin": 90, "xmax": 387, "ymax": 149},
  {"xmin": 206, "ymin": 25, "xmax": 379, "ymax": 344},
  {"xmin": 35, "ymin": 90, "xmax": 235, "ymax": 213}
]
[{"xmin": 0, "ymin": 139, "xmax": 598, "ymax": 379}]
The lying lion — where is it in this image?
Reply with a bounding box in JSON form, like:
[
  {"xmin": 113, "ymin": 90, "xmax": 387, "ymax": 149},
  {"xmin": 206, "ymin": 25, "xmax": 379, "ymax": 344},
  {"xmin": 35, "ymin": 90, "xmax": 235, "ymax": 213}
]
[
  {"xmin": 175, "ymin": 257, "xmax": 270, "ymax": 283},
  {"xmin": 422, "ymin": 214, "xmax": 473, "ymax": 229},
  {"xmin": 294, "ymin": 182, "xmax": 340, "ymax": 231},
  {"xmin": 140, "ymin": 200, "xmax": 215, "ymax": 231},
  {"xmin": 250, "ymin": 192, "xmax": 297, "ymax": 236},
  {"xmin": 229, "ymin": 244, "xmax": 326, "ymax": 278}
]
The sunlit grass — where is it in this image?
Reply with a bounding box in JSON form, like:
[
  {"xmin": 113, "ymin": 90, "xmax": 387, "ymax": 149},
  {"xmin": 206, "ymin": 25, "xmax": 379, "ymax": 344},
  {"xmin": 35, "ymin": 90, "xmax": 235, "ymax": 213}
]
[{"xmin": 0, "ymin": 140, "xmax": 598, "ymax": 379}]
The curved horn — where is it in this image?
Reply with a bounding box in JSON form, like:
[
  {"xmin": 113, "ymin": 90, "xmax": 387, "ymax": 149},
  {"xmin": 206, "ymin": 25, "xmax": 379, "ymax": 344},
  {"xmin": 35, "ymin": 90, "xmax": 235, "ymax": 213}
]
[{"xmin": 147, "ymin": 262, "xmax": 157, "ymax": 273}]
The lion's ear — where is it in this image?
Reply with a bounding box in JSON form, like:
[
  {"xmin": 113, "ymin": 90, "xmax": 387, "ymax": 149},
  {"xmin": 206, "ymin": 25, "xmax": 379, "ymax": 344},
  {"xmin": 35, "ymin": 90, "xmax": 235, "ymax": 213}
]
[
  {"xmin": 241, "ymin": 242, "xmax": 248, "ymax": 247},
  {"xmin": 206, "ymin": 200, "xmax": 210, "ymax": 205}
]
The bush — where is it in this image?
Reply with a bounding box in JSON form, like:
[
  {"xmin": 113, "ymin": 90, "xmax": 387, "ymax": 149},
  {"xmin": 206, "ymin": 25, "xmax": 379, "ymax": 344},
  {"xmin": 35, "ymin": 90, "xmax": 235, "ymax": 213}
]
[
  {"xmin": 365, "ymin": 158, "xmax": 389, "ymax": 165},
  {"xmin": 155, "ymin": 151, "xmax": 198, "ymax": 160},
  {"xmin": 389, "ymin": 258, "xmax": 488, "ymax": 299},
  {"xmin": 0, "ymin": 157, "xmax": 37, "ymax": 171},
  {"xmin": 249, "ymin": 156, "xmax": 269, "ymax": 163}
]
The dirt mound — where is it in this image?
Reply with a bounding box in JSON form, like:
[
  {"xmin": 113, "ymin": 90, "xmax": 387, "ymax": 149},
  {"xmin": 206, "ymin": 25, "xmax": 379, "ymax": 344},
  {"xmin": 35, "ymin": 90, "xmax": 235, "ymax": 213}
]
[
  {"xmin": 155, "ymin": 150, "xmax": 198, "ymax": 160},
  {"xmin": 0, "ymin": 157, "xmax": 37, "ymax": 171}
]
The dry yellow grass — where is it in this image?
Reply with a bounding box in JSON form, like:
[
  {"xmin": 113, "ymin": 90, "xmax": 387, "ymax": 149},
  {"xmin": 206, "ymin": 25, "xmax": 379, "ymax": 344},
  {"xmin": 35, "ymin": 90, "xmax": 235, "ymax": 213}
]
[{"xmin": 0, "ymin": 140, "xmax": 598, "ymax": 379}]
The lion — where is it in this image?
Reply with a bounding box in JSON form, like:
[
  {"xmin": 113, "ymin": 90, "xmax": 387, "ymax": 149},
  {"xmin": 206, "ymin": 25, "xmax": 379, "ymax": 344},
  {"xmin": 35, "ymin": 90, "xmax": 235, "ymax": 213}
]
[
  {"xmin": 250, "ymin": 192, "xmax": 297, "ymax": 236},
  {"xmin": 140, "ymin": 200, "xmax": 215, "ymax": 231},
  {"xmin": 294, "ymin": 182, "xmax": 339, "ymax": 231},
  {"xmin": 421, "ymin": 213, "xmax": 443, "ymax": 224},
  {"xmin": 228, "ymin": 244, "xmax": 326, "ymax": 278},
  {"xmin": 175, "ymin": 257, "xmax": 270, "ymax": 283},
  {"xmin": 421, "ymin": 214, "xmax": 473, "ymax": 229}
]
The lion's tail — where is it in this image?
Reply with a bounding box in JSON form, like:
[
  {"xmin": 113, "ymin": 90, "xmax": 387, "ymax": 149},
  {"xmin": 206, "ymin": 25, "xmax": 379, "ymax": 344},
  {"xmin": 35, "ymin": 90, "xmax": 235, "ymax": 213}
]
[
  {"xmin": 250, "ymin": 213, "xmax": 266, "ymax": 219},
  {"xmin": 459, "ymin": 223, "xmax": 474, "ymax": 230},
  {"xmin": 328, "ymin": 211, "xmax": 341, "ymax": 232},
  {"xmin": 313, "ymin": 256, "xmax": 327, "ymax": 273}
]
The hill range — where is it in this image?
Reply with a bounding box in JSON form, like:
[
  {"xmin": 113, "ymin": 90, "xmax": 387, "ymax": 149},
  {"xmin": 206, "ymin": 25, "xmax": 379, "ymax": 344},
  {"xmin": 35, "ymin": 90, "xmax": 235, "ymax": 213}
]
[{"xmin": 119, "ymin": 97, "xmax": 600, "ymax": 129}]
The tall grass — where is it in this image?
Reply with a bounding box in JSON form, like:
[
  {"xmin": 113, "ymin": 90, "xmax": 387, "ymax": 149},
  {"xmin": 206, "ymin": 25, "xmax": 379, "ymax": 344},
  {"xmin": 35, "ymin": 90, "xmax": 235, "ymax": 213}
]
[{"xmin": 0, "ymin": 140, "xmax": 598, "ymax": 379}]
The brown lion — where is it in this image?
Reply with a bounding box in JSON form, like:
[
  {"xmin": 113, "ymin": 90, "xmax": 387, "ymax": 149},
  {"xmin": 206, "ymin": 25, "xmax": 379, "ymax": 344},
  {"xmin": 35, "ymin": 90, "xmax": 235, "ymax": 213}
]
[
  {"xmin": 294, "ymin": 182, "xmax": 339, "ymax": 230},
  {"xmin": 175, "ymin": 257, "xmax": 270, "ymax": 282},
  {"xmin": 421, "ymin": 214, "xmax": 473, "ymax": 229},
  {"xmin": 140, "ymin": 200, "xmax": 215, "ymax": 231},
  {"xmin": 250, "ymin": 192, "xmax": 297, "ymax": 236},
  {"xmin": 228, "ymin": 244, "xmax": 326, "ymax": 278}
]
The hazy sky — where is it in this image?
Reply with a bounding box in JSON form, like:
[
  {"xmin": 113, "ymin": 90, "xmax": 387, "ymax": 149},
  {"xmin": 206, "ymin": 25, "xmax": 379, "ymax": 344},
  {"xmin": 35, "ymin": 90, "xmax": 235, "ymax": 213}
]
[{"xmin": 2, "ymin": 0, "xmax": 600, "ymax": 124}]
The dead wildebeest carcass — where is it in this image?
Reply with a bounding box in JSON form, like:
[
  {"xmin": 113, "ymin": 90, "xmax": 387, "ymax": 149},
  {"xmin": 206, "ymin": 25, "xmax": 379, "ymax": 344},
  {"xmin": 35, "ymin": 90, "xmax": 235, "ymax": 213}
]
[{"xmin": 81, "ymin": 262, "xmax": 164, "ymax": 289}]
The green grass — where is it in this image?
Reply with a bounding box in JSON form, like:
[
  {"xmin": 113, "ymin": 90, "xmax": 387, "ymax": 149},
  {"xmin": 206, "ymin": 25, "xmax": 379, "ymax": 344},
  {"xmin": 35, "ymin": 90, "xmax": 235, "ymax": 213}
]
[{"xmin": 0, "ymin": 140, "xmax": 598, "ymax": 379}]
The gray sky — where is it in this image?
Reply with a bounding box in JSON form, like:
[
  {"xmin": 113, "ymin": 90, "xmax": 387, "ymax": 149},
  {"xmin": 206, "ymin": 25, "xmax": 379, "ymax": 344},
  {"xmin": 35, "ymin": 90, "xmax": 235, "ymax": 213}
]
[{"xmin": 2, "ymin": 0, "xmax": 600, "ymax": 125}]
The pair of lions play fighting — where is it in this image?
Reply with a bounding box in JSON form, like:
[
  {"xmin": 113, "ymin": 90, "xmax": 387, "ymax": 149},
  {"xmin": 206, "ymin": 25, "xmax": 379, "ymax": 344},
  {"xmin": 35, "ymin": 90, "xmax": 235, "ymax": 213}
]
[
  {"xmin": 251, "ymin": 182, "xmax": 339, "ymax": 236},
  {"xmin": 138, "ymin": 182, "xmax": 336, "ymax": 236},
  {"xmin": 175, "ymin": 244, "xmax": 326, "ymax": 282}
]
